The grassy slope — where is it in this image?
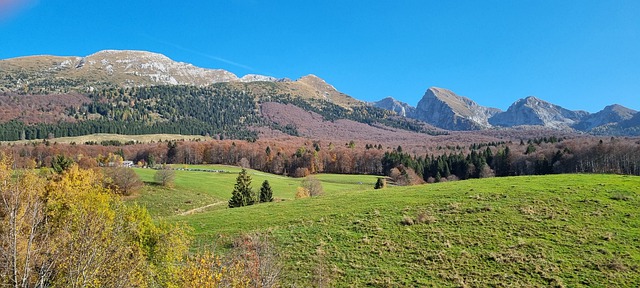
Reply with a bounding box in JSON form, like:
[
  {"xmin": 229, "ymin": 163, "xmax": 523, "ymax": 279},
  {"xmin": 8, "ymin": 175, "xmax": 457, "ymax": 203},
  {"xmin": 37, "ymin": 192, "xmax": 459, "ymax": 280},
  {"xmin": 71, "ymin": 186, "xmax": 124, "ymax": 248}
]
[
  {"xmin": 161, "ymin": 174, "xmax": 640, "ymax": 287},
  {"xmin": 132, "ymin": 165, "xmax": 378, "ymax": 217}
]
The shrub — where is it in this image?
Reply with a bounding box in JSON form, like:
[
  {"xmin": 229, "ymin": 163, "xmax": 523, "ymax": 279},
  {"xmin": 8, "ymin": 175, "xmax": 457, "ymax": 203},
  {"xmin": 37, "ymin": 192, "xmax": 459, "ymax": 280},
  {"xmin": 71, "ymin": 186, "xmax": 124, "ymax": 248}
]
[
  {"xmin": 401, "ymin": 215, "xmax": 414, "ymax": 226},
  {"xmin": 104, "ymin": 167, "xmax": 143, "ymax": 196},
  {"xmin": 154, "ymin": 166, "xmax": 176, "ymax": 187},
  {"xmin": 415, "ymin": 211, "xmax": 437, "ymax": 224},
  {"xmin": 293, "ymin": 167, "xmax": 310, "ymax": 178},
  {"xmin": 295, "ymin": 187, "xmax": 310, "ymax": 199},
  {"xmin": 301, "ymin": 176, "xmax": 323, "ymax": 197}
]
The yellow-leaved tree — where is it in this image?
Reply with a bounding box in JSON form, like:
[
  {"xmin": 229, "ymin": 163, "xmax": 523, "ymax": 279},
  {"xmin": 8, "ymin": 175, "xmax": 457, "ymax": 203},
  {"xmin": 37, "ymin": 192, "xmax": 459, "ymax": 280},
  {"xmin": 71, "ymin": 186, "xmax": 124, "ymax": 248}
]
[
  {"xmin": 0, "ymin": 153, "xmax": 48, "ymax": 287},
  {"xmin": 1, "ymin": 152, "xmax": 277, "ymax": 287},
  {"xmin": 0, "ymin": 154, "xmax": 190, "ymax": 287}
]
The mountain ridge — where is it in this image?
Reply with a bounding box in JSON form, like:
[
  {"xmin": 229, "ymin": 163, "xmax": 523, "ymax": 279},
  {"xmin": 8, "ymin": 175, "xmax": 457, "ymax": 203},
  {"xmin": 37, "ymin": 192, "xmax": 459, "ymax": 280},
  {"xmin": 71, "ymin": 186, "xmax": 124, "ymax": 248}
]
[
  {"xmin": 0, "ymin": 50, "xmax": 361, "ymax": 107},
  {"xmin": 373, "ymin": 89, "xmax": 638, "ymax": 135},
  {"xmin": 1, "ymin": 50, "xmax": 639, "ymax": 136}
]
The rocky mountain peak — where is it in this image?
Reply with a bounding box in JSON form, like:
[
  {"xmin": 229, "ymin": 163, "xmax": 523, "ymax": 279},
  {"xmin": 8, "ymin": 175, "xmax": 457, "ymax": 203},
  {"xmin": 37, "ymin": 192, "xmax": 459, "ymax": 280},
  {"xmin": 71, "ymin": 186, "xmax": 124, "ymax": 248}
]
[
  {"xmin": 371, "ymin": 97, "xmax": 416, "ymax": 118},
  {"xmin": 87, "ymin": 50, "xmax": 171, "ymax": 61},
  {"xmin": 414, "ymin": 87, "xmax": 500, "ymax": 130},
  {"xmin": 239, "ymin": 74, "xmax": 278, "ymax": 82},
  {"xmin": 572, "ymin": 104, "xmax": 637, "ymax": 131},
  {"xmin": 490, "ymin": 96, "xmax": 588, "ymax": 129},
  {"xmin": 294, "ymin": 74, "xmax": 341, "ymax": 100},
  {"xmin": 297, "ymin": 74, "xmax": 330, "ymax": 86},
  {"xmin": 604, "ymin": 104, "xmax": 637, "ymax": 115}
]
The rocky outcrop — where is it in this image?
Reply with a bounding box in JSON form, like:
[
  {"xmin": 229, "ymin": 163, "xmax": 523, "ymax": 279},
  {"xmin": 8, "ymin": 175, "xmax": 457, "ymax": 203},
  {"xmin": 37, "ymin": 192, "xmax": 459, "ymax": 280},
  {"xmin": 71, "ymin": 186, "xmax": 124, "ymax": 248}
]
[
  {"xmin": 590, "ymin": 110, "xmax": 640, "ymax": 136},
  {"xmin": 414, "ymin": 87, "xmax": 500, "ymax": 130},
  {"xmin": 572, "ymin": 104, "xmax": 637, "ymax": 131},
  {"xmin": 371, "ymin": 97, "xmax": 417, "ymax": 118},
  {"xmin": 0, "ymin": 50, "xmax": 360, "ymax": 107},
  {"xmin": 489, "ymin": 96, "xmax": 588, "ymax": 129},
  {"xmin": 0, "ymin": 50, "xmax": 286, "ymax": 91}
]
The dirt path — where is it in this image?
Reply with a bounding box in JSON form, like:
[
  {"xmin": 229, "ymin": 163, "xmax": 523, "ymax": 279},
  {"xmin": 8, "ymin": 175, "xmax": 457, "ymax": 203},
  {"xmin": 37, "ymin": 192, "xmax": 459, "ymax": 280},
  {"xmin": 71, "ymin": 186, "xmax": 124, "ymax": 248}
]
[{"xmin": 179, "ymin": 201, "xmax": 226, "ymax": 216}]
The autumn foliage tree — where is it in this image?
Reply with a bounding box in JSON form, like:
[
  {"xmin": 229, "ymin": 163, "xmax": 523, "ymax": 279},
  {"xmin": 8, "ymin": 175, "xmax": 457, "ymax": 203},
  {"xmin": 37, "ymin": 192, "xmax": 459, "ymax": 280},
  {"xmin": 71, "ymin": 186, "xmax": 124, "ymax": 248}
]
[
  {"xmin": 103, "ymin": 166, "xmax": 144, "ymax": 196},
  {"xmin": 0, "ymin": 154, "xmax": 281, "ymax": 287},
  {"xmin": 155, "ymin": 165, "xmax": 176, "ymax": 187},
  {"xmin": 0, "ymin": 155, "xmax": 190, "ymax": 287},
  {"xmin": 301, "ymin": 176, "xmax": 323, "ymax": 197}
]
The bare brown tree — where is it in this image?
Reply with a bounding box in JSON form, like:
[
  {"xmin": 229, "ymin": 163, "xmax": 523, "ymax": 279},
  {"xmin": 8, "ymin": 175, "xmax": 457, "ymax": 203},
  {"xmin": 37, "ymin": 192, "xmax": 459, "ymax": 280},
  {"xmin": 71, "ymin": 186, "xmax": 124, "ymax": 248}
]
[{"xmin": 154, "ymin": 166, "xmax": 176, "ymax": 187}]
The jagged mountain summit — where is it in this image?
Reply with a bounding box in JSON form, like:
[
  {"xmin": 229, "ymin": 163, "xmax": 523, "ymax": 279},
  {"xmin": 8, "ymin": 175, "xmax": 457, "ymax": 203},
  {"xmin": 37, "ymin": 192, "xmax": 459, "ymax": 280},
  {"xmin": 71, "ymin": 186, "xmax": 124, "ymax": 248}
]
[
  {"xmin": 372, "ymin": 88, "xmax": 639, "ymax": 135},
  {"xmin": 414, "ymin": 87, "xmax": 501, "ymax": 131},
  {"xmin": 489, "ymin": 96, "xmax": 589, "ymax": 129},
  {"xmin": 371, "ymin": 97, "xmax": 417, "ymax": 118},
  {"xmin": 572, "ymin": 104, "xmax": 637, "ymax": 131},
  {"xmin": 590, "ymin": 108, "xmax": 640, "ymax": 135}
]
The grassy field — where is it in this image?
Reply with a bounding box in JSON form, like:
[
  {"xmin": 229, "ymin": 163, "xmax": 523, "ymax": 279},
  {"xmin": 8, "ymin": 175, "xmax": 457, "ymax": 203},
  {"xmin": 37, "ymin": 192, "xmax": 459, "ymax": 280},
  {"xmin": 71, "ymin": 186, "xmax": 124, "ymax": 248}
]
[
  {"xmin": 132, "ymin": 165, "xmax": 378, "ymax": 217},
  {"xmin": 130, "ymin": 169, "xmax": 640, "ymax": 286}
]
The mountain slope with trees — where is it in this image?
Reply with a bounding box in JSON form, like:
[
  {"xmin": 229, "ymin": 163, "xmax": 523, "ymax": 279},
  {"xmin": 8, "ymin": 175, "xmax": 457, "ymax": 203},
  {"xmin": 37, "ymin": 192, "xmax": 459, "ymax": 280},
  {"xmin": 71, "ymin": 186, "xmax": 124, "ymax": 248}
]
[{"xmin": 1, "ymin": 50, "xmax": 639, "ymax": 137}]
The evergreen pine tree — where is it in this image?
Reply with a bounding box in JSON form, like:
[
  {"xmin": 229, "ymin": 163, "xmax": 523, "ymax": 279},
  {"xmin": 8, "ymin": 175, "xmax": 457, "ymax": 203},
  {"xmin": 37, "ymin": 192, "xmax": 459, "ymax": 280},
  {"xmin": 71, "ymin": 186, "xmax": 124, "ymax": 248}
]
[
  {"xmin": 374, "ymin": 177, "xmax": 386, "ymax": 189},
  {"xmin": 259, "ymin": 180, "xmax": 274, "ymax": 203},
  {"xmin": 229, "ymin": 168, "xmax": 255, "ymax": 208}
]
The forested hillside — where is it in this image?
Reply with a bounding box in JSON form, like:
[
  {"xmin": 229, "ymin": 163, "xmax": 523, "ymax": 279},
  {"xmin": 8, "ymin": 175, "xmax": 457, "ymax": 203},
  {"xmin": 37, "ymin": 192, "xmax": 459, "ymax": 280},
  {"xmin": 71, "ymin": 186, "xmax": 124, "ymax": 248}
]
[{"xmin": 0, "ymin": 83, "xmax": 440, "ymax": 141}]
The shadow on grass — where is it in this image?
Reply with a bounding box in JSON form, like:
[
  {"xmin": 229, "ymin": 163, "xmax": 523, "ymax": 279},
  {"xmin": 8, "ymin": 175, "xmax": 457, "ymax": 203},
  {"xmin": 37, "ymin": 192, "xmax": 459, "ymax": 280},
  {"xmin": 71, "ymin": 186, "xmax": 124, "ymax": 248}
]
[{"xmin": 143, "ymin": 181, "xmax": 162, "ymax": 187}]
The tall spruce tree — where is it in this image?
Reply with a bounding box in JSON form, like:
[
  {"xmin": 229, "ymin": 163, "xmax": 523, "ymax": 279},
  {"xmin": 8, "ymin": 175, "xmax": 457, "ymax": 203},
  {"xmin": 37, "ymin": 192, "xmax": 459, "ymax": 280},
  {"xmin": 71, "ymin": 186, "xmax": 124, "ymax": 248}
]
[
  {"xmin": 229, "ymin": 168, "xmax": 255, "ymax": 208},
  {"xmin": 259, "ymin": 180, "xmax": 274, "ymax": 203}
]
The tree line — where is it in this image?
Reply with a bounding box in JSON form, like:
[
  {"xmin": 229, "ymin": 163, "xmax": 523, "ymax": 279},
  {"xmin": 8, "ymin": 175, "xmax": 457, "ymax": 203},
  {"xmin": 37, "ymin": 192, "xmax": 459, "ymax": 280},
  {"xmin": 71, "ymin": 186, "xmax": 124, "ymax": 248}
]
[{"xmin": 2, "ymin": 136, "xmax": 638, "ymax": 182}]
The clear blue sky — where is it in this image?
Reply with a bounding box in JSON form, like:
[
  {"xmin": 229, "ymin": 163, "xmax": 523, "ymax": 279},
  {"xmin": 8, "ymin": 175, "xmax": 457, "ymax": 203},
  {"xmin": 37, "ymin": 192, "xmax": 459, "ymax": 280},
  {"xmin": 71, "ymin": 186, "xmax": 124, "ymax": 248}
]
[{"xmin": 1, "ymin": 0, "xmax": 639, "ymax": 112}]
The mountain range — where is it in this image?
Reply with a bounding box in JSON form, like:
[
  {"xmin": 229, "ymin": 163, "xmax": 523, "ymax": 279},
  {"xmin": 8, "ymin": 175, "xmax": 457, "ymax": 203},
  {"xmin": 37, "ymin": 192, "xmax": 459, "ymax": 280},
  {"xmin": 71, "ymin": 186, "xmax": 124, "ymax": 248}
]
[
  {"xmin": 373, "ymin": 88, "xmax": 638, "ymax": 135},
  {"xmin": 1, "ymin": 50, "xmax": 639, "ymax": 138}
]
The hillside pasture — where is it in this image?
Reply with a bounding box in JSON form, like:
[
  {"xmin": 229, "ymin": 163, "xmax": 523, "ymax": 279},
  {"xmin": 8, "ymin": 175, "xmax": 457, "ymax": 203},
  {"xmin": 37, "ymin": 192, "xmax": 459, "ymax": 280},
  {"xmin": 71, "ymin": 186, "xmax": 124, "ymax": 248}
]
[
  {"xmin": 132, "ymin": 165, "xmax": 379, "ymax": 217},
  {"xmin": 166, "ymin": 174, "xmax": 640, "ymax": 286}
]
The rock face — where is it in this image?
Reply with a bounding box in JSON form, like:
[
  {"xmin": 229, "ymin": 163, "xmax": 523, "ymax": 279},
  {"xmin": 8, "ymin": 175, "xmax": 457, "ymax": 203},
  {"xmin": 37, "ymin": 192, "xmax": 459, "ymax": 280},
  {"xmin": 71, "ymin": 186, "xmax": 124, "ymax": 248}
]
[
  {"xmin": 489, "ymin": 96, "xmax": 588, "ymax": 129},
  {"xmin": 371, "ymin": 97, "xmax": 417, "ymax": 118},
  {"xmin": 415, "ymin": 87, "xmax": 500, "ymax": 130},
  {"xmin": 572, "ymin": 104, "xmax": 637, "ymax": 131},
  {"xmin": 590, "ymin": 109, "xmax": 640, "ymax": 135},
  {"xmin": 81, "ymin": 50, "xmax": 239, "ymax": 86},
  {"xmin": 0, "ymin": 50, "xmax": 280, "ymax": 91},
  {"xmin": 370, "ymin": 88, "xmax": 640, "ymax": 135},
  {"xmin": 0, "ymin": 50, "xmax": 239, "ymax": 88}
]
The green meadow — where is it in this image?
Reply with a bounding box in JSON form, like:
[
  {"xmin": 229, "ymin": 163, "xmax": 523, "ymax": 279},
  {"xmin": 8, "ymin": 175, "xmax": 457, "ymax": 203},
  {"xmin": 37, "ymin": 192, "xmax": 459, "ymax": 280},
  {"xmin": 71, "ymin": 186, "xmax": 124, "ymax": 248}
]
[
  {"xmin": 131, "ymin": 168, "xmax": 640, "ymax": 286},
  {"xmin": 132, "ymin": 165, "xmax": 378, "ymax": 217}
]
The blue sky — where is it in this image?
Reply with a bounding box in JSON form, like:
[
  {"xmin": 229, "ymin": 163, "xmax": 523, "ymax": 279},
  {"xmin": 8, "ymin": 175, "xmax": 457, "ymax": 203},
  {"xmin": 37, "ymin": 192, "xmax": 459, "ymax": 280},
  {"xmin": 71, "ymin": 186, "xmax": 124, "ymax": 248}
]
[{"xmin": 1, "ymin": 0, "xmax": 639, "ymax": 112}]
